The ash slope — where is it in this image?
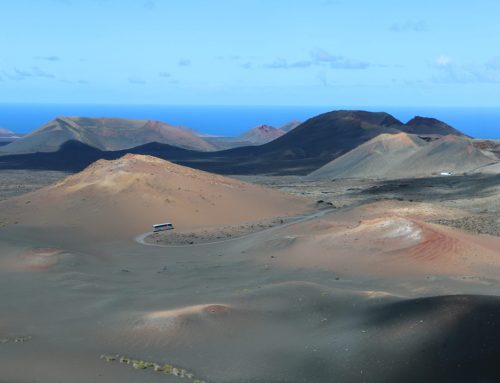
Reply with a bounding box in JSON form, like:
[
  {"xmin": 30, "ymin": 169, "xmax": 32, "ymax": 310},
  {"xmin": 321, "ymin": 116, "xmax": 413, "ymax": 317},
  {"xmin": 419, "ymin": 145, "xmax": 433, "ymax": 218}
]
[
  {"xmin": 0, "ymin": 154, "xmax": 309, "ymax": 239},
  {"xmin": 0, "ymin": 117, "xmax": 215, "ymax": 154},
  {"xmin": 307, "ymin": 133, "xmax": 426, "ymax": 180},
  {"xmin": 308, "ymin": 134, "xmax": 498, "ymax": 180}
]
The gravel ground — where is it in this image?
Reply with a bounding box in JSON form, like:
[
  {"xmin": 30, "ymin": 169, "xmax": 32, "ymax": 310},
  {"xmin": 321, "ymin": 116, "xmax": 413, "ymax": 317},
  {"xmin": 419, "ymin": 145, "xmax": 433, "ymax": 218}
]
[
  {"xmin": 147, "ymin": 217, "xmax": 292, "ymax": 245},
  {"xmin": 234, "ymin": 175, "xmax": 373, "ymax": 208},
  {"xmin": 237, "ymin": 173, "xmax": 500, "ymax": 237},
  {"xmin": 0, "ymin": 170, "xmax": 69, "ymax": 201},
  {"xmin": 432, "ymin": 215, "xmax": 500, "ymax": 237}
]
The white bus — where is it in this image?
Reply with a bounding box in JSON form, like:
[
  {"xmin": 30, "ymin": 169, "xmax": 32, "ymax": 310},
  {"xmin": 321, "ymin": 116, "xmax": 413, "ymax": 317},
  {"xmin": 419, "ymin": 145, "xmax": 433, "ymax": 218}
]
[{"xmin": 152, "ymin": 222, "xmax": 174, "ymax": 232}]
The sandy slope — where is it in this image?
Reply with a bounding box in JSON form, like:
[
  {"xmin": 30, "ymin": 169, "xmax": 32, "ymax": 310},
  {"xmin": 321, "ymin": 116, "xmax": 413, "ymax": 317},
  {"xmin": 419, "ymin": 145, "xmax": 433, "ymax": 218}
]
[
  {"xmin": 0, "ymin": 154, "xmax": 310, "ymax": 239},
  {"xmin": 307, "ymin": 133, "xmax": 426, "ymax": 180},
  {"xmin": 249, "ymin": 200, "xmax": 500, "ymax": 277},
  {"xmin": 309, "ymin": 134, "xmax": 498, "ymax": 180},
  {"xmin": 397, "ymin": 135, "xmax": 497, "ymax": 175}
]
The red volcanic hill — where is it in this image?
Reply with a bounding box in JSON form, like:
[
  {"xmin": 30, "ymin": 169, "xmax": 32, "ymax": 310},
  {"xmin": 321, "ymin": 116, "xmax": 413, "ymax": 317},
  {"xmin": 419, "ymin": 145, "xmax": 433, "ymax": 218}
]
[
  {"xmin": 0, "ymin": 154, "xmax": 310, "ymax": 239},
  {"xmin": 239, "ymin": 124, "xmax": 286, "ymax": 144}
]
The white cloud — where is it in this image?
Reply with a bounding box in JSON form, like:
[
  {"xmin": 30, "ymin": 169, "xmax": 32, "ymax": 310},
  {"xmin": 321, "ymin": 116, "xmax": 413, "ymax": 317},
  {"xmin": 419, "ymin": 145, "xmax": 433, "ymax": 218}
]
[
  {"xmin": 35, "ymin": 56, "xmax": 60, "ymax": 62},
  {"xmin": 2, "ymin": 66, "xmax": 54, "ymax": 81},
  {"xmin": 310, "ymin": 49, "xmax": 371, "ymax": 69},
  {"xmin": 432, "ymin": 57, "xmax": 500, "ymax": 84},
  {"xmin": 178, "ymin": 59, "xmax": 191, "ymax": 67},
  {"xmin": 486, "ymin": 56, "xmax": 500, "ymax": 71},
  {"xmin": 143, "ymin": 0, "xmax": 155, "ymax": 10},
  {"xmin": 435, "ymin": 55, "xmax": 453, "ymax": 67},
  {"xmin": 264, "ymin": 58, "xmax": 289, "ymax": 69},
  {"xmin": 128, "ymin": 76, "xmax": 146, "ymax": 84},
  {"xmin": 390, "ymin": 21, "xmax": 428, "ymax": 32},
  {"xmin": 264, "ymin": 49, "xmax": 372, "ymax": 70},
  {"xmin": 316, "ymin": 71, "xmax": 328, "ymax": 86}
]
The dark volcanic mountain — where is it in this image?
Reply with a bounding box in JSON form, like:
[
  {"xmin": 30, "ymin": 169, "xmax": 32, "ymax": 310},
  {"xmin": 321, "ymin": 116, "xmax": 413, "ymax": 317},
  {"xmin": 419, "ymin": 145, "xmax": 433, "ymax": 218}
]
[
  {"xmin": 236, "ymin": 110, "xmax": 404, "ymax": 166},
  {"xmin": 194, "ymin": 110, "xmax": 408, "ymax": 174},
  {"xmin": 402, "ymin": 116, "xmax": 466, "ymax": 137},
  {"xmin": 0, "ymin": 110, "xmax": 469, "ymax": 175}
]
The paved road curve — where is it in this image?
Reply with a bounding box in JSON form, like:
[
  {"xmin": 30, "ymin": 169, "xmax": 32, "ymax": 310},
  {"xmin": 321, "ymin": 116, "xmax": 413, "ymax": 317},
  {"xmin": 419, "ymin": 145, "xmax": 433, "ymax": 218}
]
[{"xmin": 134, "ymin": 208, "xmax": 336, "ymax": 248}]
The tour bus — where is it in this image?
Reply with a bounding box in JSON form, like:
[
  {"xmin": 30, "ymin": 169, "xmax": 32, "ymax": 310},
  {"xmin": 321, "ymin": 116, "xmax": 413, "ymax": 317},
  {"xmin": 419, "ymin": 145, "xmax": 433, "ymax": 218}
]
[{"xmin": 152, "ymin": 222, "xmax": 174, "ymax": 232}]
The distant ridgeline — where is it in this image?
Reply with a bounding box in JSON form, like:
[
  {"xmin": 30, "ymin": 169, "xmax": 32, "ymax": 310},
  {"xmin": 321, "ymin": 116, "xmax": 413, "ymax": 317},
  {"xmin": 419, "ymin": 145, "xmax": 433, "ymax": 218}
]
[
  {"xmin": 0, "ymin": 127, "xmax": 21, "ymax": 145},
  {"xmin": 0, "ymin": 117, "xmax": 300, "ymax": 154},
  {"xmin": 0, "ymin": 110, "xmax": 498, "ymax": 176}
]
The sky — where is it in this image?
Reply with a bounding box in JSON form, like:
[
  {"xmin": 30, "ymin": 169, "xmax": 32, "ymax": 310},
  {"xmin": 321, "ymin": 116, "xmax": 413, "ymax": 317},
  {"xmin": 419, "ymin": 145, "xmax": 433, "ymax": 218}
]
[{"xmin": 1, "ymin": 0, "xmax": 500, "ymax": 107}]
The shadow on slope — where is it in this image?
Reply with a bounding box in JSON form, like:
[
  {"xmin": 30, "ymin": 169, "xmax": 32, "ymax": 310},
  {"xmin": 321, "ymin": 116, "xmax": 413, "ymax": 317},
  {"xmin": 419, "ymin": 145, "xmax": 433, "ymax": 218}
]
[{"xmin": 362, "ymin": 295, "xmax": 500, "ymax": 383}]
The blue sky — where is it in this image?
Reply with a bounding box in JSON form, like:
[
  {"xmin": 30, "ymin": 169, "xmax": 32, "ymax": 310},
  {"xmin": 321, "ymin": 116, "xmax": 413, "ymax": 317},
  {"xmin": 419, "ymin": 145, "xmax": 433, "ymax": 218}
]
[{"xmin": 1, "ymin": 0, "xmax": 500, "ymax": 106}]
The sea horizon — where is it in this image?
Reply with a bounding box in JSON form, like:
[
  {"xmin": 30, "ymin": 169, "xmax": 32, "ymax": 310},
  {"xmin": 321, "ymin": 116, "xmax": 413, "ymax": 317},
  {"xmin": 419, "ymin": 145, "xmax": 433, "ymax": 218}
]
[{"xmin": 1, "ymin": 103, "xmax": 499, "ymax": 139}]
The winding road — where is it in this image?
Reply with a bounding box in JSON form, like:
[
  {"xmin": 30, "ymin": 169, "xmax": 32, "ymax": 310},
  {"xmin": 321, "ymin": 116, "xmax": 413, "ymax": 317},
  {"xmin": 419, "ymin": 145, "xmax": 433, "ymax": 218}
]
[{"xmin": 134, "ymin": 207, "xmax": 337, "ymax": 248}]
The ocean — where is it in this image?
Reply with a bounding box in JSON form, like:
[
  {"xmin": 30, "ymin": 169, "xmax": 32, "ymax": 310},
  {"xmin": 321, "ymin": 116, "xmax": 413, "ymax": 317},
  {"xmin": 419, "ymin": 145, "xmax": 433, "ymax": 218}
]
[{"xmin": 0, "ymin": 104, "xmax": 499, "ymax": 139}]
